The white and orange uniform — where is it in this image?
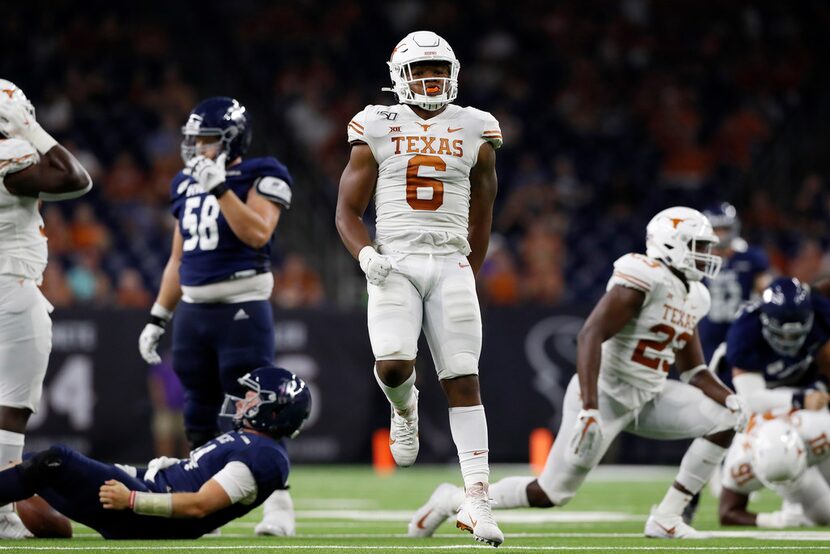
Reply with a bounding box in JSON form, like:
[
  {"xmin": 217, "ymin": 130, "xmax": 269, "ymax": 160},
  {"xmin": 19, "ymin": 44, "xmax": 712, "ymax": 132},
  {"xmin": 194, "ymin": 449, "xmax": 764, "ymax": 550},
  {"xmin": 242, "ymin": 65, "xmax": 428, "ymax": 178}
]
[
  {"xmin": 0, "ymin": 138, "xmax": 53, "ymax": 411},
  {"xmin": 538, "ymin": 253, "xmax": 738, "ymax": 504},
  {"xmin": 722, "ymin": 410, "xmax": 830, "ymax": 524},
  {"xmin": 347, "ymin": 103, "xmax": 501, "ymax": 378}
]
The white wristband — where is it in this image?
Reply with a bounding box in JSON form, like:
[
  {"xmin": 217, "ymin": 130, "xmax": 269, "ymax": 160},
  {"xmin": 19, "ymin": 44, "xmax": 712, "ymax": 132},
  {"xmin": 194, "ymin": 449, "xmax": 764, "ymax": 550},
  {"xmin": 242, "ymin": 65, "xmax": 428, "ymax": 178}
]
[
  {"xmin": 151, "ymin": 302, "xmax": 174, "ymax": 321},
  {"xmin": 130, "ymin": 491, "xmax": 173, "ymax": 517},
  {"xmin": 27, "ymin": 126, "xmax": 58, "ymax": 154},
  {"xmin": 680, "ymin": 364, "xmax": 709, "ymax": 384}
]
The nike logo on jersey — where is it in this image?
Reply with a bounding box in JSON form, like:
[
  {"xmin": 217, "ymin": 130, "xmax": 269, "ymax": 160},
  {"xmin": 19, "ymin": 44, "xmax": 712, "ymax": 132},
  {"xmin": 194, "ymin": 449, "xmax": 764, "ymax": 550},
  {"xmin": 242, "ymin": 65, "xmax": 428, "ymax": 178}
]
[
  {"xmin": 472, "ymin": 450, "xmax": 487, "ymax": 456},
  {"xmin": 458, "ymin": 262, "xmax": 470, "ymax": 268},
  {"xmin": 447, "ymin": 127, "xmax": 463, "ymax": 133}
]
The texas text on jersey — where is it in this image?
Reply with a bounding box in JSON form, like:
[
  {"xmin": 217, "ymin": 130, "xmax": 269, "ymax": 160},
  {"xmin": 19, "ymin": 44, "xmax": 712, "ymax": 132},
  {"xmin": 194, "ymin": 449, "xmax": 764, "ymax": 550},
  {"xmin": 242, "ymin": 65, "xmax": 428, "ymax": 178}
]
[
  {"xmin": 170, "ymin": 157, "xmax": 292, "ymax": 286},
  {"xmin": 347, "ymin": 103, "xmax": 501, "ymax": 255}
]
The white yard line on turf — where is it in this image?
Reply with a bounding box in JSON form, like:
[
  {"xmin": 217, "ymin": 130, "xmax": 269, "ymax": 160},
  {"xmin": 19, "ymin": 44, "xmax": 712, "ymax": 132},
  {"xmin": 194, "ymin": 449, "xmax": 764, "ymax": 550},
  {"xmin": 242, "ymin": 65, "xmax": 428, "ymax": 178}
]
[
  {"xmin": 292, "ymin": 509, "xmax": 641, "ymax": 522},
  {"xmin": 2, "ymin": 546, "xmax": 830, "ymax": 551}
]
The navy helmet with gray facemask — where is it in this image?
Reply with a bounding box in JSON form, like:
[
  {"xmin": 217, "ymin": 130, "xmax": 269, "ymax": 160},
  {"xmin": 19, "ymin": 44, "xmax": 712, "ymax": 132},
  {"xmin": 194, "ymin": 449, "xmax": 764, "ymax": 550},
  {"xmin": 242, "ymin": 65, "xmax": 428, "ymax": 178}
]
[
  {"xmin": 180, "ymin": 96, "xmax": 252, "ymax": 164},
  {"xmin": 220, "ymin": 366, "xmax": 312, "ymax": 439},
  {"xmin": 759, "ymin": 278, "xmax": 814, "ymax": 357}
]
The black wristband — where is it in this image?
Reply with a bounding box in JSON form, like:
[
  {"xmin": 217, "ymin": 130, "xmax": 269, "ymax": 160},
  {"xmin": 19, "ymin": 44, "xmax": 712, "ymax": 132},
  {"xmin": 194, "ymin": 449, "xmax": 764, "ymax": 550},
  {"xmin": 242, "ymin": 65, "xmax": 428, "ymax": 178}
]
[
  {"xmin": 148, "ymin": 315, "xmax": 168, "ymax": 329},
  {"xmin": 792, "ymin": 390, "xmax": 806, "ymax": 410},
  {"xmin": 210, "ymin": 183, "xmax": 229, "ymax": 198}
]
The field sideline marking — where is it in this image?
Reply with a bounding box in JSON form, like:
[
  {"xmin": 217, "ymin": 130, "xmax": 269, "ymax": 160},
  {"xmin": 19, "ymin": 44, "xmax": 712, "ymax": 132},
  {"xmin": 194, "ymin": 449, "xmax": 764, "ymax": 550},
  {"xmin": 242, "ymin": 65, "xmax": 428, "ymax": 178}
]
[{"xmin": 3, "ymin": 546, "xmax": 830, "ymax": 551}]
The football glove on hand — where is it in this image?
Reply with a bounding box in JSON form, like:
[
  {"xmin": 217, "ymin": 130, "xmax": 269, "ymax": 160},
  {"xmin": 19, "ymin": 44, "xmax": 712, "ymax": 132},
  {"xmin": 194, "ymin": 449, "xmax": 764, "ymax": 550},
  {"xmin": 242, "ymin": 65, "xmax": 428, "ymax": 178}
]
[
  {"xmin": 186, "ymin": 153, "xmax": 227, "ymax": 193},
  {"xmin": 725, "ymin": 394, "xmax": 749, "ymax": 432},
  {"xmin": 138, "ymin": 303, "xmax": 172, "ymax": 365},
  {"xmin": 358, "ymin": 246, "xmax": 393, "ymax": 286},
  {"xmin": 568, "ymin": 408, "xmax": 603, "ymax": 468}
]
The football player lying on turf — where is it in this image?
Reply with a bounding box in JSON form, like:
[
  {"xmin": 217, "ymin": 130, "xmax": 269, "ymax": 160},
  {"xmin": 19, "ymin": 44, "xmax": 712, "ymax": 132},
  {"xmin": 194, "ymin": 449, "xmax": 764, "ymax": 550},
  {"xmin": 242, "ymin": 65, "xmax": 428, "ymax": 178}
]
[
  {"xmin": 0, "ymin": 367, "xmax": 310, "ymax": 539},
  {"xmin": 719, "ymin": 410, "xmax": 830, "ymax": 528},
  {"xmin": 409, "ymin": 207, "xmax": 748, "ymax": 539}
]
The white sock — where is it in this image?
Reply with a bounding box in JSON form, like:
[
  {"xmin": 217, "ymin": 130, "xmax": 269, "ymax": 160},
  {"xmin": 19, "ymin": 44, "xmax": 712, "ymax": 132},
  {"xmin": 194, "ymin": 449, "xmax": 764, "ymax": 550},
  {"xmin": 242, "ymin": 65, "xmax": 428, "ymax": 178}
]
[
  {"xmin": 262, "ymin": 489, "xmax": 294, "ymax": 515},
  {"xmin": 448, "ymin": 405, "xmax": 489, "ymax": 488},
  {"xmin": 0, "ymin": 430, "xmax": 24, "ymax": 513},
  {"xmin": 489, "ymin": 476, "xmax": 534, "ymax": 508},
  {"xmin": 657, "ymin": 486, "xmax": 692, "ymax": 516},
  {"xmin": 374, "ymin": 366, "xmax": 417, "ymax": 417}
]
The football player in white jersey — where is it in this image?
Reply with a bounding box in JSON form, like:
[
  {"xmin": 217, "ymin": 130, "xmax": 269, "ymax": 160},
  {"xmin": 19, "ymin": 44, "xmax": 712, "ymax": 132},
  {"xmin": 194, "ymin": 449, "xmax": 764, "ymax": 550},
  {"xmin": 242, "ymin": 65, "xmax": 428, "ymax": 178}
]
[
  {"xmin": 409, "ymin": 207, "xmax": 749, "ymax": 539},
  {"xmin": 720, "ymin": 410, "xmax": 830, "ymax": 527},
  {"xmin": 0, "ymin": 79, "xmax": 91, "ymax": 538},
  {"xmin": 335, "ymin": 30, "xmax": 503, "ymax": 547}
]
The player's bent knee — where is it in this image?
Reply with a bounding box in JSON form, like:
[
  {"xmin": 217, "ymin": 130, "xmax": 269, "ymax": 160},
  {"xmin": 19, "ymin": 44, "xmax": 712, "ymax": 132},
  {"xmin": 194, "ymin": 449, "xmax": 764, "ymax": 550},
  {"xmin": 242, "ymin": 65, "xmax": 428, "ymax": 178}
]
[
  {"xmin": 704, "ymin": 428, "xmax": 735, "ymax": 448},
  {"xmin": 20, "ymin": 446, "xmax": 66, "ymax": 487}
]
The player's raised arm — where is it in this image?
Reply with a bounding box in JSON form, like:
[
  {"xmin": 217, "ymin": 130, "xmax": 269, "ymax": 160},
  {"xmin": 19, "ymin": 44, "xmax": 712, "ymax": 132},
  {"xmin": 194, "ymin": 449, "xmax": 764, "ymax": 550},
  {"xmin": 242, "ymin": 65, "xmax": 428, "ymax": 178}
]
[
  {"xmin": 335, "ymin": 143, "xmax": 378, "ymax": 259},
  {"xmin": 0, "ymin": 102, "xmax": 91, "ymax": 199},
  {"xmin": 467, "ymin": 142, "xmax": 497, "ymax": 276}
]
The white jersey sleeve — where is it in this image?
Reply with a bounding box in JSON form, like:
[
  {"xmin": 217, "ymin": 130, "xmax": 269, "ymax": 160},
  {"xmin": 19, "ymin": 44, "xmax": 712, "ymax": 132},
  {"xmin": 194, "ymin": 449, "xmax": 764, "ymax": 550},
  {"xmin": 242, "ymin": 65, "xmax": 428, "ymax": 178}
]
[
  {"xmin": 791, "ymin": 410, "xmax": 830, "ymax": 467},
  {"xmin": 0, "ymin": 138, "xmax": 39, "ymax": 178},
  {"xmin": 466, "ymin": 107, "xmax": 503, "ymax": 153},
  {"xmin": 211, "ymin": 460, "xmax": 258, "ymax": 505},
  {"xmin": 607, "ymin": 253, "xmax": 660, "ymax": 294},
  {"xmin": 347, "ymin": 107, "xmax": 369, "ymax": 145}
]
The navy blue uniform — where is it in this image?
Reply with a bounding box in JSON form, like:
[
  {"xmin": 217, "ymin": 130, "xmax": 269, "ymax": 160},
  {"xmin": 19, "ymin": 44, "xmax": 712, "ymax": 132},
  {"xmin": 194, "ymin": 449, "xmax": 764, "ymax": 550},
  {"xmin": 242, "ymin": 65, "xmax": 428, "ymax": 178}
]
[
  {"xmin": 725, "ymin": 294, "xmax": 830, "ymax": 388},
  {"xmin": 170, "ymin": 157, "xmax": 292, "ymax": 444},
  {"xmin": 699, "ymin": 244, "xmax": 769, "ymax": 386},
  {"xmin": 0, "ymin": 431, "xmax": 288, "ymax": 539}
]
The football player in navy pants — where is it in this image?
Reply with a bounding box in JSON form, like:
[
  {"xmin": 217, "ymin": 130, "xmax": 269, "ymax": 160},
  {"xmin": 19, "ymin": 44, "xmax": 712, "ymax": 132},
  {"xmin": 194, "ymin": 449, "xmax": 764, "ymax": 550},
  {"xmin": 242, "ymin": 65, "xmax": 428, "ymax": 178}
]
[{"xmin": 138, "ymin": 97, "xmax": 296, "ymax": 535}]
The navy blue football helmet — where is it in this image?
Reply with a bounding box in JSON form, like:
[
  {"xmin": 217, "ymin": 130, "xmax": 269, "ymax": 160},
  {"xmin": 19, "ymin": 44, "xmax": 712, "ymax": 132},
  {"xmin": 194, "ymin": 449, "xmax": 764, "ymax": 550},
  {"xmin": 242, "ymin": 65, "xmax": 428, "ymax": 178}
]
[
  {"xmin": 759, "ymin": 278, "xmax": 814, "ymax": 357},
  {"xmin": 181, "ymin": 97, "xmax": 252, "ymax": 164},
  {"xmin": 219, "ymin": 367, "xmax": 312, "ymax": 439},
  {"xmin": 702, "ymin": 202, "xmax": 740, "ymax": 248}
]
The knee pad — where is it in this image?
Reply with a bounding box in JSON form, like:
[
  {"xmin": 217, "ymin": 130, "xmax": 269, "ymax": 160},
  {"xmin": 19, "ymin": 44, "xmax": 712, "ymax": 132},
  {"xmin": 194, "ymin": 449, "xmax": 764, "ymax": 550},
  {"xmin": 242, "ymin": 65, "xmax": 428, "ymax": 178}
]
[
  {"xmin": 372, "ymin": 334, "xmax": 407, "ymax": 359},
  {"xmin": 439, "ymin": 352, "xmax": 479, "ymax": 379}
]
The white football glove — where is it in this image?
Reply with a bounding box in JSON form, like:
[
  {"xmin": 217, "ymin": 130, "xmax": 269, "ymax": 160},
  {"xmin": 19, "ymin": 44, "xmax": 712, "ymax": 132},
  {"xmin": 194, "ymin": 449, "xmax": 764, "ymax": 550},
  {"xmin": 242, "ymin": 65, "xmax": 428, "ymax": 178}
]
[
  {"xmin": 568, "ymin": 408, "xmax": 604, "ymax": 468},
  {"xmin": 725, "ymin": 394, "xmax": 750, "ymax": 432},
  {"xmin": 138, "ymin": 303, "xmax": 173, "ymax": 365},
  {"xmin": 756, "ymin": 509, "xmax": 814, "ymax": 528},
  {"xmin": 358, "ymin": 245, "xmax": 393, "ymax": 286},
  {"xmin": 186, "ymin": 153, "xmax": 227, "ymax": 193}
]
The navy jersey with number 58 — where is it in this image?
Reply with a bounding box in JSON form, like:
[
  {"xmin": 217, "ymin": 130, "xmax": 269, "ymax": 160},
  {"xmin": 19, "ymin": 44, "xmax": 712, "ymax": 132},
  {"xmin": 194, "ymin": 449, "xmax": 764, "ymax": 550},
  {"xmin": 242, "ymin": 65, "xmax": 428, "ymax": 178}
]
[
  {"xmin": 170, "ymin": 157, "xmax": 292, "ymax": 286},
  {"xmin": 726, "ymin": 294, "xmax": 830, "ymax": 388}
]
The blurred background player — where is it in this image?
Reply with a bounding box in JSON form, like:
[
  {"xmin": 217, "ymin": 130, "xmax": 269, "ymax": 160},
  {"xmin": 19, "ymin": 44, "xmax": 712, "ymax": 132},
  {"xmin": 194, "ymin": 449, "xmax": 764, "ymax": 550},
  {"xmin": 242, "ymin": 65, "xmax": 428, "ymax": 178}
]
[
  {"xmin": 0, "ymin": 367, "xmax": 311, "ymax": 539},
  {"xmin": 408, "ymin": 207, "xmax": 746, "ymax": 540},
  {"xmin": 335, "ymin": 30, "xmax": 504, "ymax": 547},
  {"xmin": 0, "ymin": 79, "xmax": 92, "ymax": 538},
  {"xmin": 699, "ymin": 202, "xmax": 772, "ymax": 388},
  {"xmin": 137, "ymin": 97, "xmax": 296, "ymax": 536},
  {"xmin": 719, "ymin": 410, "xmax": 830, "ymax": 528},
  {"xmin": 728, "ymin": 277, "xmax": 830, "ymax": 414}
]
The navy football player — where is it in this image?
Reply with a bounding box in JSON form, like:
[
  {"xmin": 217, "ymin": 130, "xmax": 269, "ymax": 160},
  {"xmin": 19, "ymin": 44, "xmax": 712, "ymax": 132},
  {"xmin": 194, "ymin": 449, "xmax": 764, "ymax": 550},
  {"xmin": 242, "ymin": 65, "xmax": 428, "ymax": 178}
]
[
  {"xmin": 699, "ymin": 202, "xmax": 771, "ymax": 388},
  {"xmin": 137, "ymin": 97, "xmax": 295, "ymax": 535},
  {"xmin": 0, "ymin": 367, "xmax": 310, "ymax": 539},
  {"xmin": 728, "ymin": 277, "xmax": 830, "ymax": 412}
]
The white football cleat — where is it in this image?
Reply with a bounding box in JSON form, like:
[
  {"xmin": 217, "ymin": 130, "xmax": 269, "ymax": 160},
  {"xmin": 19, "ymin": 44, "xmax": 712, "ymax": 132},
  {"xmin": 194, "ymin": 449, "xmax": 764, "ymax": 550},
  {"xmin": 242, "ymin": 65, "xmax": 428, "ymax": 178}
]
[
  {"xmin": 389, "ymin": 389, "xmax": 419, "ymax": 467},
  {"xmin": 255, "ymin": 490, "xmax": 296, "ymax": 536},
  {"xmin": 407, "ymin": 482, "xmax": 462, "ymax": 537},
  {"xmin": 456, "ymin": 482, "xmax": 504, "ymax": 547},
  {"xmin": 0, "ymin": 510, "xmax": 33, "ymax": 539},
  {"xmin": 645, "ymin": 507, "xmax": 711, "ymax": 539}
]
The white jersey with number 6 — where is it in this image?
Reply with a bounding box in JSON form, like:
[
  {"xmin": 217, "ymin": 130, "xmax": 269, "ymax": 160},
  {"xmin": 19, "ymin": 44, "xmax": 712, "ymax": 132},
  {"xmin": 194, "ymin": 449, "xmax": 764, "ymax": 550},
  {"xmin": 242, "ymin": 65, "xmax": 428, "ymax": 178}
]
[
  {"xmin": 599, "ymin": 253, "xmax": 711, "ymax": 408},
  {"xmin": 347, "ymin": 103, "xmax": 501, "ymax": 255}
]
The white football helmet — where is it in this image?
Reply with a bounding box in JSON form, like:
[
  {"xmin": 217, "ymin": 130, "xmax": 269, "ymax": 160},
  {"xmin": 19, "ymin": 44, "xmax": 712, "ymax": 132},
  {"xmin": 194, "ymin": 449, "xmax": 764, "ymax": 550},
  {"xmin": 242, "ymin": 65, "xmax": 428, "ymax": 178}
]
[
  {"xmin": 0, "ymin": 79, "xmax": 35, "ymax": 116},
  {"xmin": 383, "ymin": 31, "xmax": 459, "ymax": 111},
  {"xmin": 751, "ymin": 418, "xmax": 807, "ymax": 487},
  {"xmin": 645, "ymin": 206, "xmax": 722, "ymax": 281}
]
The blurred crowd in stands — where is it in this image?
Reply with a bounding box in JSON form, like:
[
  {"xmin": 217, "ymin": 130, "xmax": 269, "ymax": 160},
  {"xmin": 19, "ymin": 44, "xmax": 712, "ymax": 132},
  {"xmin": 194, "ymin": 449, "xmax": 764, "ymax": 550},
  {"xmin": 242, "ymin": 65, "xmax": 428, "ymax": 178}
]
[{"xmin": 3, "ymin": 0, "xmax": 829, "ymax": 309}]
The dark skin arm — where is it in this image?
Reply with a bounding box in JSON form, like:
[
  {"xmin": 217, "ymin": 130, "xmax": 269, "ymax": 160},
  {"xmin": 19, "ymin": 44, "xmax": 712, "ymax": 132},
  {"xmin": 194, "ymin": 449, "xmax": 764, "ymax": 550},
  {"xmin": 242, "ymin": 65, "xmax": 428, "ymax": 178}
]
[
  {"xmin": 335, "ymin": 144, "xmax": 378, "ymax": 259},
  {"xmin": 719, "ymin": 486, "xmax": 757, "ymax": 526},
  {"xmin": 812, "ymin": 277, "xmax": 830, "ymax": 298},
  {"xmin": 467, "ymin": 142, "xmax": 497, "ymax": 276},
  {"xmin": 4, "ymin": 144, "xmax": 89, "ymax": 197},
  {"xmin": 678, "ymin": 330, "xmax": 734, "ymax": 405},
  {"xmin": 576, "ymin": 285, "xmax": 645, "ymax": 409}
]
